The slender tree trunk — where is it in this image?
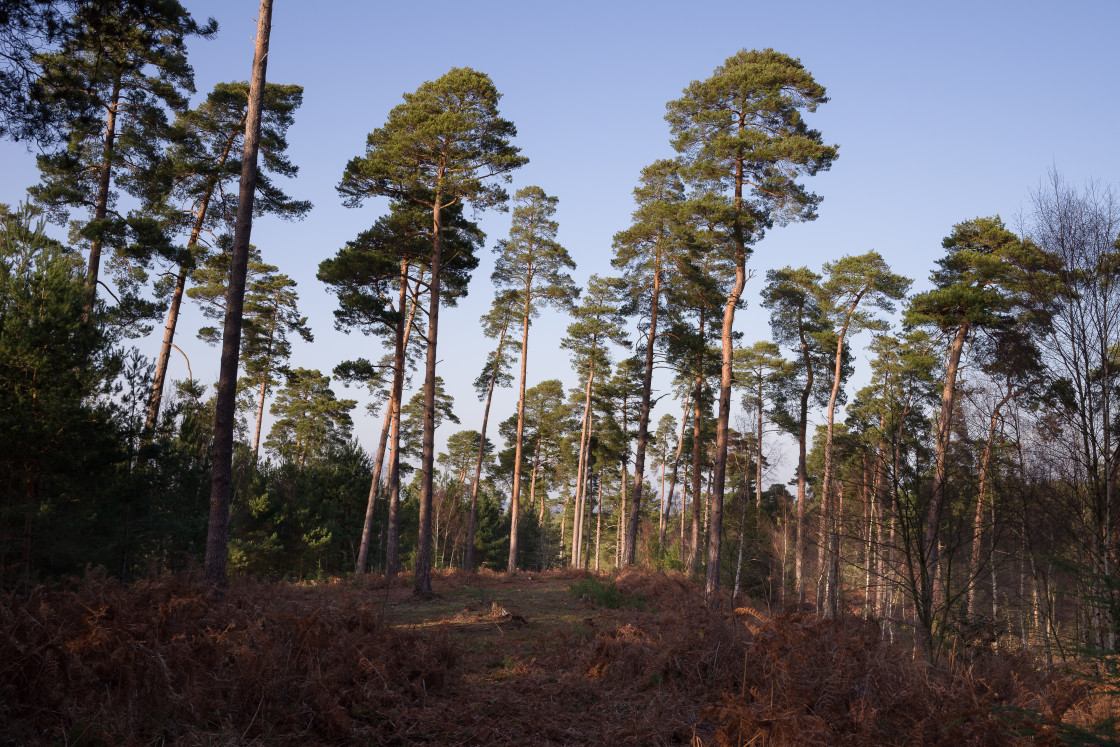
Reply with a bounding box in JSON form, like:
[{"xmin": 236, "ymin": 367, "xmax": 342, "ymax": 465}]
[
  {"xmin": 594, "ymin": 474, "xmax": 603, "ymax": 571},
  {"xmin": 705, "ymin": 143, "xmax": 750, "ymax": 608},
  {"xmin": 618, "ymin": 464, "xmax": 627, "ymax": 564},
  {"xmin": 365, "ymin": 270, "xmax": 418, "ymax": 576},
  {"xmin": 508, "ymin": 296, "xmax": 532, "ymax": 573},
  {"xmin": 356, "ymin": 404, "xmax": 391, "ymax": 573},
  {"xmin": 146, "ymin": 268, "xmax": 189, "ymax": 430},
  {"xmin": 560, "ymin": 489, "xmax": 569, "ymax": 565},
  {"xmin": 829, "ymin": 481, "xmax": 843, "ymax": 615},
  {"xmin": 818, "ymin": 479, "xmax": 829, "ymax": 613},
  {"xmin": 658, "ymin": 461, "xmax": 667, "ymax": 547},
  {"xmin": 146, "ymin": 151, "xmax": 231, "ymax": 431},
  {"xmin": 968, "ymin": 386, "xmax": 1015, "ymax": 616},
  {"xmin": 704, "ymin": 463, "xmax": 712, "ymax": 548},
  {"xmin": 204, "ymin": 1, "xmax": 272, "ymax": 588},
  {"xmin": 865, "ymin": 436, "xmax": 885, "ymax": 618},
  {"xmin": 83, "ymin": 75, "xmax": 121, "ymax": 319},
  {"xmin": 753, "ymin": 375, "xmax": 764, "ymax": 509},
  {"xmin": 618, "ymin": 395, "xmax": 630, "ymax": 562},
  {"xmin": 359, "ymin": 275, "xmax": 407, "ymax": 575},
  {"xmin": 927, "ymin": 323, "xmax": 968, "ymax": 627},
  {"xmin": 680, "ymin": 476, "xmax": 687, "ymax": 562},
  {"xmin": 780, "ymin": 507, "xmax": 789, "ymax": 606},
  {"xmin": 707, "ymin": 252, "xmax": 745, "ymax": 607},
  {"xmin": 819, "ymin": 296, "xmax": 864, "ymax": 617},
  {"xmin": 663, "ymin": 395, "xmax": 690, "ymax": 551},
  {"xmin": 572, "ymin": 360, "xmax": 595, "ymax": 568},
  {"xmin": 991, "ymin": 474, "xmax": 999, "ymax": 623},
  {"xmin": 690, "ymin": 359, "xmax": 703, "ymax": 575},
  {"xmin": 884, "ymin": 513, "xmax": 897, "ymax": 642},
  {"xmin": 626, "ymin": 268, "xmax": 660, "ymax": 563},
  {"xmin": 250, "ymin": 312, "xmax": 279, "ymax": 460},
  {"xmin": 795, "ymin": 315, "xmax": 814, "ymax": 604},
  {"xmin": 414, "ymin": 192, "xmax": 446, "ymax": 596},
  {"xmin": 733, "ymin": 481, "xmax": 748, "ymax": 599},
  {"xmin": 532, "ymin": 437, "xmax": 543, "ymax": 524},
  {"xmin": 465, "ymin": 319, "xmax": 508, "ymax": 572}
]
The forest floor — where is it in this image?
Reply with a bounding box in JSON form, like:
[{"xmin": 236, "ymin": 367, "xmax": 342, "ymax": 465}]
[{"xmin": 2, "ymin": 567, "xmax": 1117, "ymax": 745}]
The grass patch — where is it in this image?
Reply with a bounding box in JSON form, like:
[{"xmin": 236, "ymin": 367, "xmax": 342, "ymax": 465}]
[{"xmin": 569, "ymin": 575, "xmax": 647, "ymax": 610}]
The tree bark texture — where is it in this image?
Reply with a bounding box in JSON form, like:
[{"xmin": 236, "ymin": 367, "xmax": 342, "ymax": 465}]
[{"xmin": 204, "ymin": 0, "xmax": 272, "ymax": 588}]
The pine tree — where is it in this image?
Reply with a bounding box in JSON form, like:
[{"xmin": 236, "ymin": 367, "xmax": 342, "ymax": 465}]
[
  {"xmin": 491, "ymin": 185, "xmax": 577, "ymax": 571},
  {"xmin": 0, "ymin": 203, "xmax": 113, "ymax": 584},
  {"xmin": 464, "ymin": 290, "xmax": 518, "ymax": 571},
  {"xmin": 144, "ymin": 81, "xmax": 309, "ymax": 432},
  {"xmin": 204, "ymin": 0, "xmax": 273, "ymax": 589},
  {"xmin": 319, "ymin": 200, "xmax": 482, "ymax": 576},
  {"xmin": 611, "ymin": 159, "xmax": 692, "ymax": 565},
  {"xmin": 762, "ymin": 266, "xmax": 831, "ymax": 602},
  {"xmin": 817, "ymin": 252, "xmax": 910, "ymax": 618},
  {"xmin": 666, "ymin": 49, "xmax": 837, "ymax": 606},
  {"xmin": 562, "ymin": 275, "xmax": 629, "ymax": 568},
  {"xmin": 337, "ymin": 67, "xmax": 525, "ymax": 595},
  {"xmin": 266, "ymin": 369, "xmax": 356, "ymax": 470},
  {"xmin": 27, "ymin": 0, "xmax": 216, "ymax": 318},
  {"xmin": 188, "ymin": 248, "xmax": 312, "ymax": 460}
]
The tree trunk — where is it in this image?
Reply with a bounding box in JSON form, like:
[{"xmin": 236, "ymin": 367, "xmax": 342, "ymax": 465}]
[
  {"xmin": 146, "ymin": 157, "xmax": 229, "ymax": 431},
  {"xmin": 250, "ymin": 310, "xmax": 279, "ymax": 460},
  {"xmin": 967, "ymin": 386, "xmax": 1015, "ymax": 616},
  {"xmin": 595, "ymin": 474, "xmax": 603, "ymax": 571},
  {"xmin": 689, "ymin": 358, "xmax": 703, "ymax": 575},
  {"xmin": 560, "ymin": 490, "xmax": 569, "ymax": 565},
  {"xmin": 465, "ymin": 319, "xmax": 508, "ymax": 573},
  {"xmin": 663, "ymin": 395, "xmax": 690, "ymax": 552},
  {"xmin": 927, "ymin": 322, "xmax": 968, "ymax": 628},
  {"xmin": 508, "ymin": 296, "xmax": 532, "ymax": 573},
  {"xmin": 795, "ymin": 313, "xmax": 814, "ymax": 604},
  {"xmin": 356, "ymin": 403, "xmax": 391, "ymax": 573},
  {"xmin": 819, "ymin": 294, "xmax": 864, "ymax": 617},
  {"xmin": 733, "ymin": 481, "xmax": 748, "ymax": 599},
  {"xmin": 756, "ymin": 375, "xmax": 764, "ymax": 510},
  {"xmin": 204, "ymin": 0, "xmax": 272, "ymax": 589},
  {"xmin": 618, "ymin": 395, "xmax": 630, "ymax": 563},
  {"xmin": 532, "ymin": 436, "xmax": 543, "ymax": 524},
  {"xmin": 626, "ymin": 267, "xmax": 660, "ymax": 563},
  {"xmin": 413, "ymin": 192, "xmax": 446, "ymax": 596},
  {"xmin": 572, "ymin": 359, "xmax": 595, "ymax": 568},
  {"xmin": 146, "ymin": 266, "xmax": 189, "ymax": 431},
  {"xmin": 865, "ymin": 437, "xmax": 885, "ymax": 618},
  {"xmin": 828, "ymin": 481, "xmax": 843, "ymax": 615},
  {"xmin": 83, "ymin": 75, "xmax": 121, "ymax": 318},
  {"xmin": 707, "ymin": 251, "xmax": 745, "ymax": 607},
  {"xmin": 365, "ymin": 268, "xmax": 418, "ymax": 576},
  {"xmin": 618, "ymin": 465, "xmax": 627, "ymax": 565},
  {"xmin": 358, "ymin": 293, "xmax": 403, "ymax": 575},
  {"xmin": 704, "ymin": 141, "xmax": 750, "ymax": 608}
]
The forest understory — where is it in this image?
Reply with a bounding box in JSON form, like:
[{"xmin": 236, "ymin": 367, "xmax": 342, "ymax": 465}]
[{"xmin": 2, "ymin": 568, "xmax": 1115, "ymax": 746}]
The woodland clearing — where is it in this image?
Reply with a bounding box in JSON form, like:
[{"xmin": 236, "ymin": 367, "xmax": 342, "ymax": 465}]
[{"xmin": 1, "ymin": 568, "xmax": 1115, "ymax": 745}]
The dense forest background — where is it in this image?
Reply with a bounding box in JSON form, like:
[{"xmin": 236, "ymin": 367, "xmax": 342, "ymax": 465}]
[{"xmin": 3, "ymin": 0, "xmax": 1120, "ymax": 673}]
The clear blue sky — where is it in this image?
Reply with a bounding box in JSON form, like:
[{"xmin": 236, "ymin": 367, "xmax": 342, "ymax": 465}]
[{"xmin": 2, "ymin": 0, "xmax": 1118, "ymax": 484}]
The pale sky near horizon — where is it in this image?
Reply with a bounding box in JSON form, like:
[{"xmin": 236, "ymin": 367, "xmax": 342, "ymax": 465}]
[{"xmin": 2, "ymin": 0, "xmax": 1118, "ymax": 489}]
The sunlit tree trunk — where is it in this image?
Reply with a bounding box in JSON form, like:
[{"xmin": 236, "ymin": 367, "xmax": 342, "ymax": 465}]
[
  {"xmin": 689, "ymin": 351, "xmax": 704, "ymax": 574},
  {"xmin": 663, "ymin": 395, "xmax": 690, "ymax": 551},
  {"xmin": 572, "ymin": 361, "xmax": 595, "ymax": 568},
  {"xmin": 464, "ymin": 318, "xmax": 508, "ymax": 572}
]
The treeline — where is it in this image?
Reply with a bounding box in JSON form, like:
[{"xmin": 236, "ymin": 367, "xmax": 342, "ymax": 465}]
[{"xmin": 1, "ymin": 0, "xmax": 1119, "ymax": 664}]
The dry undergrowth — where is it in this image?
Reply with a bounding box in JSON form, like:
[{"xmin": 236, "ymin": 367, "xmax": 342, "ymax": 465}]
[{"xmin": 0, "ymin": 567, "xmax": 1113, "ymax": 745}]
